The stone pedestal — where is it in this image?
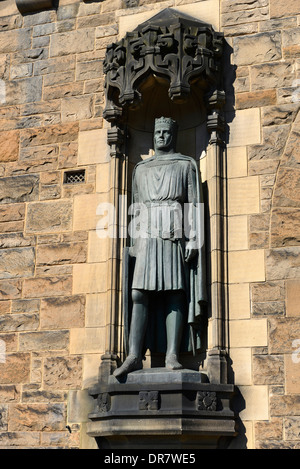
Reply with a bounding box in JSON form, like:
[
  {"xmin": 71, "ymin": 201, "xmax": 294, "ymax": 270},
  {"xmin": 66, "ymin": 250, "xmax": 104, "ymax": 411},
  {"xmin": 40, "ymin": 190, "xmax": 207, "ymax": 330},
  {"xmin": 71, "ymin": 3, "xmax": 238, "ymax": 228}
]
[{"xmin": 87, "ymin": 368, "xmax": 236, "ymax": 449}]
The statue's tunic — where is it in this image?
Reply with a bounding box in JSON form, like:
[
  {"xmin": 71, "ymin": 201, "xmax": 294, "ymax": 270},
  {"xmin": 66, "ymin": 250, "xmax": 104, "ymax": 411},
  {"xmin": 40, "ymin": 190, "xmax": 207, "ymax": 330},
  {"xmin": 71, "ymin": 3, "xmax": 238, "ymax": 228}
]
[
  {"xmin": 131, "ymin": 155, "xmax": 194, "ymax": 292},
  {"xmin": 128, "ymin": 153, "xmax": 207, "ymax": 353}
]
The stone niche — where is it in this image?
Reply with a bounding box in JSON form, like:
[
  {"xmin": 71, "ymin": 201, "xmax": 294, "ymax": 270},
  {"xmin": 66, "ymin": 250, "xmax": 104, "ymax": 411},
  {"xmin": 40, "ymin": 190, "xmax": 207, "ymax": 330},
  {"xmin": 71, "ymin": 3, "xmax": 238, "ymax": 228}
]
[{"xmin": 87, "ymin": 8, "xmax": 236, "ymax": 449}]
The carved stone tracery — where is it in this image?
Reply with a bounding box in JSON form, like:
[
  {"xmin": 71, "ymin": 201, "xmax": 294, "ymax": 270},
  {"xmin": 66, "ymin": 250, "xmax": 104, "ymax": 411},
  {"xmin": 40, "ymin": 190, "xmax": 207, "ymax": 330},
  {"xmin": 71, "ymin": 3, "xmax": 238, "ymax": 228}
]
[{"xmin": 103, "ymin": 9, "xmax": 224, "ymax": 126}]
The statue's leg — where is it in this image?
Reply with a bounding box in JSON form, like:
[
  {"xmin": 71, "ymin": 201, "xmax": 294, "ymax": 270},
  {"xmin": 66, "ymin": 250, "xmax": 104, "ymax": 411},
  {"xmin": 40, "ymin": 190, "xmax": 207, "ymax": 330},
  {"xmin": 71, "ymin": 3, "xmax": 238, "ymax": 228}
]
[
  {"xmin": 165, "ymin": 290, "xmax": 185, "ymax": 370},
  {"xmin": 113, "ymin": 289, "xmax": 148, "ymax": 377},
  {"xmin": 128, "ymin": 289, "xmax": 149, "ymax": 358}
]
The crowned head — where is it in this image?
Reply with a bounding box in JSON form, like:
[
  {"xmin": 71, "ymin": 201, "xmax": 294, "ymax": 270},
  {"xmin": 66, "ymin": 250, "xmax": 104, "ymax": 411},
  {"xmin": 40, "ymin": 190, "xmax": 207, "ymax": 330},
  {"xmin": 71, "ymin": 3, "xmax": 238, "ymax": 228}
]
[{"xmin": 154, "ymin": 117, "xmax": 178, "ymax": 154}]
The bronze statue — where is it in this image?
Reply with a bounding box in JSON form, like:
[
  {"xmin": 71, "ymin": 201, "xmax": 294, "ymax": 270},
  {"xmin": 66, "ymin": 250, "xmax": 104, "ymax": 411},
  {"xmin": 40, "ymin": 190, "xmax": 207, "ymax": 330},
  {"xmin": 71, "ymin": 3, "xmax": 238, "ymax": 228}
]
[{"xmin": 114, "ymin": 117, "xmax": 207, "ymax": 378}]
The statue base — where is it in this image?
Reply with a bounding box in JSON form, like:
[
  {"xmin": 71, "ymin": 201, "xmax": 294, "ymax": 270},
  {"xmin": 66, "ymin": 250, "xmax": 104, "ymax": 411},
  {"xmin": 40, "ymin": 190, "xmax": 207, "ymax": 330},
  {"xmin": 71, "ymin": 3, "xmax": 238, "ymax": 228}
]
[{"xmin": 87, "ymin": 368, "xmax": 236, "ymax": 449}]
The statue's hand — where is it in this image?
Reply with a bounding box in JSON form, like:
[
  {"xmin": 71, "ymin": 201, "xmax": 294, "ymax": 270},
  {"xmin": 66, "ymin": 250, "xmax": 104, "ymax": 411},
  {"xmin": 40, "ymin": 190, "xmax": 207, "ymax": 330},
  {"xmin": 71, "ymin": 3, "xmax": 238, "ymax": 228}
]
[{"xmin": 185, "ymin": 242, "xmax": 198, "ymax": 263}]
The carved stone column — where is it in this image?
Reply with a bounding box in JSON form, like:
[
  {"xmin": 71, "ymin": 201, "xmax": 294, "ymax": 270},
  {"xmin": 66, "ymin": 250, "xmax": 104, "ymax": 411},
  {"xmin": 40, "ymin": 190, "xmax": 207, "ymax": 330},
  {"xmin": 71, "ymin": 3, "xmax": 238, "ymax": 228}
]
[{"xmin": 206, "ymin": 90, "xmax": 229, "ymax": 384}]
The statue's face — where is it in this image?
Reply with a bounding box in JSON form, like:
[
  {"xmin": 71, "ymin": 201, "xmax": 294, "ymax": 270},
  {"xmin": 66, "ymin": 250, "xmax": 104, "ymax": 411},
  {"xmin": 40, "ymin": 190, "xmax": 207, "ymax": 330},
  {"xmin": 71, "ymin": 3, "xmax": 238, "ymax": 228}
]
[{"xmin": 154, "ymin": 124, "xmax": 173, "ymax": 152}]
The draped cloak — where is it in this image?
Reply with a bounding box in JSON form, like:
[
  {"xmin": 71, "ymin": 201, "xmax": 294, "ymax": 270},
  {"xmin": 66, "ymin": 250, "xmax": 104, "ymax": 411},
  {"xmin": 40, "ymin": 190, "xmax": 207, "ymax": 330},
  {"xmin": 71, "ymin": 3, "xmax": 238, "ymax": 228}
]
[{"xmin": 123, "ymin": 153, "xmax": 207, "ymax": 356}]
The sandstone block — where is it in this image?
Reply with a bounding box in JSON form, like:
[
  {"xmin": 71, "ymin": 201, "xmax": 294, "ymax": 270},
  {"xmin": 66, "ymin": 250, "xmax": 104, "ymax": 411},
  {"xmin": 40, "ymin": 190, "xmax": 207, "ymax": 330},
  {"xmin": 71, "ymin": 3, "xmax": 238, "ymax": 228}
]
[
  {"xmin": 11, "ymin": 299, "xmax": 40, "ymax": 313},
  {"xmin": 43, "ymin": 356, "xmax": 83, "ymax": 390},
  {"xmin": 249, "ymin": 232, "xmax": 269, "ymax": 250},
  {"xmin": 255, "ymin": 418, "xmax": 283, "ymax": 441},
  {"xmin": 0, "ymin": 353, "xmax": 30, "ymax": 384},
  {"xmin": 229, "ymin": 249, "xmax": 265, "ymax": 283},
  {"xmin": 229, "ymin": 318, "xmax": 268, "ymax": 347},
  {"xmin": 43, "ymin": 81, "xmax": 84, "ymax": 101},
  {"xmin": 226, "ymin": 108, "xmax": 261, "ymax": 147},
  {"xmin": 0, "ymin": 279, "xmax": 22, "ymax": 300},
  {"xmin": 286, "ymin": 280, "xmax": 300, "ymax": 317},
  {"xmin": 238, "ymin": 385, "xmax": 269, "ymax": 421},
  {"xmin": 285, "ymin": 354, "xmax": 300, "ymax": 395},
  {"xmin": 0, "ymin": 404, "xmax": 8, "ymax": 429},
  {"xmin": 82, "ymin": 353, "xmax": 102, "ymax": 388},
  {"xmin": 19, "ymin": 330, "xmax": 69, "ymax": 352},
  {"xmin": 270, "ymin": 0, "xmax": 300, "ymax": 18},
  {"xmin": 88, "ymin": 231, "xmax": 109, "ymax": 263},
  {"xmin": 0, "ymin": 29, "xmax": 31, "ymax": 53},
  {"xmin": 73, "ymin": 192, "xmax": 109, "ymax": 231},
  {"xmin": 0, "ymin": 247, "xmax": 35, "ymax": 280},
  {"xmin": 0, "ymin": 333, "xmax": 17, "ymax": 353},
  {"xmin": 9, "ymin": 403, "xmax": 66, "ymax": 432},
  {"xmin": 251, "ymin": 281, "xmax": 284, "ymax": 303},
  {"xmin": 221, "ymin": 6, "xmax": 269, "ymax": 27},
  {"xmin": 23, "ymin": 276, "xmax": 72, "ymax": 298},
  {"xmin": 73, "ymin": 263, "xmax": 107, "ymax": 294},
  {"xmin": 78, "ymin": 128, "xmax": 109, "ymax": 166},
  {"xmin": 66, "ymin": 395, "xmax": 93, "ymax": 442},
  {"xmin": 0, "ymin": 301, "xmax": 11, "ymax": 314},
  {"xmin": 266, "ymin": 247, "xmax": 300, "ymax": 280},
  {"xmin": 229, "ymin": 348, "xmax": 252, "ymax": 385},
  {"xmin": 0, "ymin": 130, "xmax": 19, "ymax": 162},
  {"xmin": 270, "ymin": 395, "xmax": 300, "ymax": 417},
  {"xmin": 236, "ymin": 90, "xmax": 276, "ymax": 110},
  {"xmin": 0, "ymin": 313, "xmax": 39, "ymax": 332},
  {"xmin": 58, "ymin": 141, "xmax": 78, "ymax": 169},
  {"xmin": 0, "ymin": 431, "xmax": 40, "ymax": 448},
  {"xmin": 41, "ymin": 430, "xmax": 80, "ymax": 448},
  {"xmin": 252, "ymin": 301, "xmax": 285, "ymax": 316},
  {"xmin": 61, "ymin": 95, "xmax": 93, "ymax": 123},
  {"xmin": 40, "ymin": 295, "xmax": 85, "ymax": 329},
  {"xmin": 36, "ymin": 242, "xmax": 87, "ymax": 266},
  {"xmin": 226, "ymin": 146, "xmax": 248, "ymax": 179},
  {"xmin": 86, "ymin": 293, "xmax": 107, "ymax": 327},
  {"xmin": 269, "ymin": 318, "xmax": 300, "ymax": 353},
  {"xmin": 221, "ymin": 0, "xmax": 268, "ymax": 14},
  {"xmin": 248, "ymin": 124, "xmax": 291, "ymax": 161},
  {"xmin": 20, "ymin": 122, "xmax": 78, "ymax": 147},
  {"xmin": 262, "ymin": 104, "xmax": 298, "ymax": 127},
  {"xmin": 0, "ymin": 204, "xmax": 25, "ymax": 223},
  {"xmin": 272, "ymin": 168, "xmax": 300, "ymax": 208},
  {"xmin": 50, "ymin": 29, "xmax": 94, "ymax": 57},
  {"xmin": 228, "ymin": 176, "xmax": 260, "ymax": 215},
  {"xmin": 0, "ymin": 385, "xmax": 19, "ymax": 403},
  {"xmin": 284, "ymin": 417, "xmax": 300, "ymax": 441},
  {"xmin": 76, "ymin": 60, "xmax": 103, "ymax": 81},
  {"xmin": 233, "ymin": 32, "xmax": 281, "ymax": 66},
  {"xmin": 229, "ymin": 283, "xmax": 250, "ymax": 320},
  {"xmin": 253, "ymin": 354, "xmax": 284, "ymax": 385},
  {"xmin": 34, "ymin": 55, "xmax": 76, "ymax": 76},
  {"xmin": 0, "ymin": 175, "xmax": 39, "ymax": 204},
  {"xmin": 69, "ymin": 327, "xmax": 105, "ymax": 354},
  {"xmin": 228, "ymin": 215, "xmax": 248, "ymax": 251},
  {"xmin": 250, "ymin": 62, "xmax": 294, "ymax": 91},
  {"xmin": 26, "ymin": 200, "xmax": 72, "ymax": 233},
  {"xmin": 5, "ymin": 77, "xmax": 43, "ymax": 106},
  {"xmin": 248, "ymin": 159, "xmax": 279, "ymax": 176},
  {"xmin": 0, "ymin": 233, "xmax": 35, "ymax": 250},
  {"xmin": 270, "ymin": 208, "xmax": 300, "ymax": 247}
]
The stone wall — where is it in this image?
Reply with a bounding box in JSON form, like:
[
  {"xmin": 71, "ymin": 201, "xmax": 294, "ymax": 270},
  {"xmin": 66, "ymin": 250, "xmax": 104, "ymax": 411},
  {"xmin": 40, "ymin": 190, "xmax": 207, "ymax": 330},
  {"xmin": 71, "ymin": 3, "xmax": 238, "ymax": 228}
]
[{"xmin": 0, "ymin": 0, "xmax": 299, "ymax": 449}]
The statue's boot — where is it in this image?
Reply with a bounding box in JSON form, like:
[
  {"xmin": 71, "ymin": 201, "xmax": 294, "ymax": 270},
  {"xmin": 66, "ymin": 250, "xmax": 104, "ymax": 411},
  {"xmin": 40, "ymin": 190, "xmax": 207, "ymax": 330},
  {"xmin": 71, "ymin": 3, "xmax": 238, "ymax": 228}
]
[
  {"xmin": 165, "ymin": 353, "xmax": 183, "ymax": 370},
  {"xmin": 113, "ymin": 354, "xmax": 143, "ymax": 378}
]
